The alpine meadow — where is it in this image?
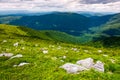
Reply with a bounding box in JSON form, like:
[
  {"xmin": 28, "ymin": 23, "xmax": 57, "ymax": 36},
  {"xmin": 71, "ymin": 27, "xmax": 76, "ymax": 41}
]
[{"xmin": 0, "ymin": 0, "xmax": 120, "ymax": 80}]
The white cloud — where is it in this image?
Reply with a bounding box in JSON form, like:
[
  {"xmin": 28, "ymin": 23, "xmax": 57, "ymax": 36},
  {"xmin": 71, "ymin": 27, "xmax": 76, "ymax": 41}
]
[{"xmin": 0, "ymin": 0, "xmax": 120, "ymax": 12}]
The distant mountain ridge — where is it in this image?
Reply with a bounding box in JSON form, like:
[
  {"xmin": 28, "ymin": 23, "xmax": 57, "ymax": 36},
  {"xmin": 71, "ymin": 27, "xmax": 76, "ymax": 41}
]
[
  {"xmin": 0, "ymin": 12, "xmax": 116, "ymax": 36},
  {"xmin": 84, "ymin": 13, "xmax": 120, "ymax": 46},
  {"xmin": 0, "ymin": 11, "xmax": 116, "ymax": 16}
]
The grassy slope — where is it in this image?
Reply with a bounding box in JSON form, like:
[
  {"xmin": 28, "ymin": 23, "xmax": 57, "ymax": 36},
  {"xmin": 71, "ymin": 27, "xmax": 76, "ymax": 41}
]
[
  {"xmin": 0, "ymin": 24, "xmax": 120, "ymax": 80},
  {"xmin": 0, "ymin": 24, "xmax": 82, "ymax": 44},
  {"xmin": 17, "ymin": 26, "xmax": 82, "ymax": 44}
]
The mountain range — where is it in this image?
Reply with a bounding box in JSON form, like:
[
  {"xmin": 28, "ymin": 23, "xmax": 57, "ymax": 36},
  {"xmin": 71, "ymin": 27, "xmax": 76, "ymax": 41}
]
[
  {"xmin": 0, "ymin": 12, "xmax": 117, "ymax": 36},
  {"xmin": 0, "ymin": 12, "xmax": 120, "ymax": 46}
]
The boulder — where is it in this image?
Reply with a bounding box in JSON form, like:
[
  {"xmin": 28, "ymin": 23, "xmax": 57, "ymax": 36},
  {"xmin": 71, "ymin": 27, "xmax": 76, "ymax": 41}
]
[
  {"xmin": 93, "ymin": 61, "xmax": 104, "ymax": 72},
  {"xmin": 60, "ymin": 58, "xmax": 105, "ymax": 74},
  {"xmin": 60, "ymin": 63, "xmax": 86, "ymax": 74},
  {"xmin": 76, "ymin": 58, "xmax": 94, "ymax": 69}
]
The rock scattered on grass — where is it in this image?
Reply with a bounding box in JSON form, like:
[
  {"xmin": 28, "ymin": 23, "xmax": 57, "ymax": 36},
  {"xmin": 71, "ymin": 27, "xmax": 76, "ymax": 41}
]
[
  {"xmin": 10, "ymin": 54, "xmax": 23, "ymax": 59},
  {"xmin": 13, "ymin": 65, "xmax": 18, "ymax": 67},
  {"xmin": 60, "ymin": 63, "xmax": 86, "ymax": 74},
  {"xmin": 63, "ymin": 56, "xmax": 66, "ymax": 59},
  {"xmin": 51, "ymin": 57, "xmax": 57, "ymax": 60},
  {"xmin": 18, "ymin": 62, "xmax": 29, "ymax": 66},
  {"xmin": 84, "ymin": 50, "xmax": 89, "ymax": 53},
  {"xmin": 98, "ymin": 50, "xmax": 102, "ymax": 53},
  {"xmin": 13, "ymin": 62, "xmax": 29, "ymax": 67},
  {"xmin": 21, "ymin": 47, "xmax": 25, "ymax": 50},
  {"xmin": 109, "ymin": 59, "xmax": 116, "ymax": 63},
  {"xmin": 13, "ymin": 42, "xmax": 19, "ymax": 47},
  {"xmin": 3, "ymin": 40, "xmax": 7, "ymax": 43},
  {"xmin": 93, "ymin": 61, "xmax": 104, "ymax": 72},
  {"xmin": 76, "ymin": 58, "xmax": 94, "ymax": 69},
  {"xmin": 72, "ymin": 48, "xmax": 77, "ymax": 51},
  {"xmin": 60, "ymin": 60, "xmax": 64, "ymax": 62},
  {"xmin": 35, "ymin": 44, "xmax": 38, "ymax": 47},
  {"xmin": 49, "ymin": 45, "xmax": 55, "ymax": 48},
  {"xmin": 0, "ymin": 53, "xmax": 13, "ymax": 57},
  {"xmin": 60, "ymin": 58, "xmax": 105, "ymax": 74},
  {"xmin": 40, "ymin": 48, "xmax": 48, "ymax": 54},
  {"xmin": 43, "ymin": 50, "xmax": 48, "ymax": 54},
  {"xmin": 103, "ymin": 54, "xmax": 108, "ymax": 57}
]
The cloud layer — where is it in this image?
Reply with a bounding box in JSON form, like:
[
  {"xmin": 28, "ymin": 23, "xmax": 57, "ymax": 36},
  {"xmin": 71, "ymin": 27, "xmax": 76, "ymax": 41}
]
[{"xmin": 0, "ymin": 0, "xmax": 120, "ymax": 12}]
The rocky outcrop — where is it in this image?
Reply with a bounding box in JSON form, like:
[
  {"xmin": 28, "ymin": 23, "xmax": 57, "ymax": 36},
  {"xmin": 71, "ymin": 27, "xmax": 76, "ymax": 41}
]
[
  {"xmin": 93, "ymin": 61, "xmax": 104, "ymax": 72},
  {"xmin": 60, "ymin": 58, "xmax": 104, "ymax": 74},
  {"xmin": 76, "ymin": 58, "xmax": 94, "ymax": 69}
]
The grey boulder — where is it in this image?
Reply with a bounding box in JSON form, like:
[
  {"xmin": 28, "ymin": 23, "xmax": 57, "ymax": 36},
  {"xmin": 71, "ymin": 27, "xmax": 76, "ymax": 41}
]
[
  {"xmin": 60, "ymin": 63, "xmax": 87, "ymax": 74},
  {"xmin": 76, "ymin": 58, "xmax": 94, "ymax": 69}
]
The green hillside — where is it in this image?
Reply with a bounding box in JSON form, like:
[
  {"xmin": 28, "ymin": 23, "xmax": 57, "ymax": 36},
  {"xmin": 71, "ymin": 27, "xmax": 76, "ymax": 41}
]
[
  {"xmin": 0, "ymin": 24, "xmax": 82, "ymax": 44},
  {"xmin": 0, "ymin": 24, "xmax": 120, "ymax": 80}
]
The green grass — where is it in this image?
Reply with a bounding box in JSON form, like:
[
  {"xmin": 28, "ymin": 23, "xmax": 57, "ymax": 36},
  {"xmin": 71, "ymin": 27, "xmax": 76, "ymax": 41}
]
[{"xmin": 0, "ymin": 24, "xmax": 120, "ymax": 80}]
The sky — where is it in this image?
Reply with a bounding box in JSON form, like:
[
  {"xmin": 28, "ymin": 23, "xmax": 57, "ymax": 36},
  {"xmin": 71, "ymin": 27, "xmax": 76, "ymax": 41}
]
[{"xmin": 0, "ymin": 0, "xmax": 120, "ymax": 12}]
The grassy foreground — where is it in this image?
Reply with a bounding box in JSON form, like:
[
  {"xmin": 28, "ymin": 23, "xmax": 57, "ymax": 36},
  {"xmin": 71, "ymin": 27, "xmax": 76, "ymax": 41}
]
[{"xmin": 0, "ymin": 24, "xmax": 120, "ymax": 80}]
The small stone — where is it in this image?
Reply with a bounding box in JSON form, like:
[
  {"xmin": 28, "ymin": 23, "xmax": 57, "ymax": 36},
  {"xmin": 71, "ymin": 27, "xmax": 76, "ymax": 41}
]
[
  {"xmin": 51, "ymin": 57, "xmax": 57, "ymax": 60},
  {"xmin": 18, "ymin": 62, "xmax": 29, "ymax": 67},
  {"xmin": 103, "ymin": 54, "xmax": 108, "ymax": 57},
  {"xmin": 98, "ymin": 50, "xmax": 102, "ymax": 53},
  {"xmin": 13, "ymin": 42, "xmax": 19, "ymax": 47},
  {"xmin": 0, "ymin": 53, "xmax": 13, "ymax": 57},
  {"xmin": 10, "ymin": 54, "xmax": 23, "ymax": 59},
  {"xmin": 60, "ymin": 60, "xmax": 64, "ymax": 62},
  {"xmin": 109, "ymin": 59, "xmax": 115, "ymax": 63},
  {"xmin": 72, "ymin": 48, "xmax": 78, "ymax": 51},
  {"xmin": 21, "ymin": 47, "xmax": 25, "ymax": 50},
  {"xmin": 60, "ymin": 63, "xmax": 86, "ymax": 74},
  {"xmin": 93, "ymin": 61, "xmax": 104, "ymax": 72},
  {"xmin": 76, "ymin": 58, "xmax": 94, "ymax": 69},
  {"xmin": 6, "ymin": 48, "xmax": 9, "ymax": 51},
  {"xmin": 3, "ymin": 40, "xmax": 7, "ymax": 43},
  {"xmin": 13, "ymin": 65, "xmax": 17, "ymax": 67},
  {"xmin": 107, "ymin": 71, "xmax": 113, "ymax": 74},
  {"xmin": 35, "ymin": 44, "xmax": 38, "ymax": 47},
  {"xmin": 84, "ymin": 50, "xmax": 89, "ymax": 53},
  {"xmin": 43, "ymin": 50, "xmax": 48, "ymax": 54},
  {"xmin": 63, "ymin": 56, "xmax": 66, "ymax": 59}
]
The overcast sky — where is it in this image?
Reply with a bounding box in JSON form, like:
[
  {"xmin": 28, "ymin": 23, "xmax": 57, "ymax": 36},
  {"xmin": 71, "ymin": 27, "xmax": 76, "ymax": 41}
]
[{"xmin": 0, "ymin": 0, "xmax": 120, "ymax": 12}]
